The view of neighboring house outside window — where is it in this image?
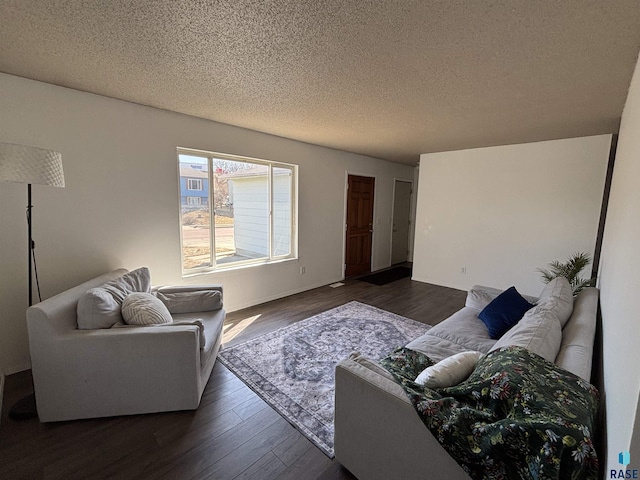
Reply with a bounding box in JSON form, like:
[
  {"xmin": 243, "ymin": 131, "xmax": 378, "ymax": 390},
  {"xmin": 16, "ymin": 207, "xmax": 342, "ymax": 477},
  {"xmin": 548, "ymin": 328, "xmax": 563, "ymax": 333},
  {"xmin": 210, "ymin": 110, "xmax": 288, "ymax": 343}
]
[
  {"xmin": 177, "ymin": 148, "xmax": 297, "ymax": 273},
  {"xmin": 187, "ymin": 178, "xmax": 203, "ymax": 190}
]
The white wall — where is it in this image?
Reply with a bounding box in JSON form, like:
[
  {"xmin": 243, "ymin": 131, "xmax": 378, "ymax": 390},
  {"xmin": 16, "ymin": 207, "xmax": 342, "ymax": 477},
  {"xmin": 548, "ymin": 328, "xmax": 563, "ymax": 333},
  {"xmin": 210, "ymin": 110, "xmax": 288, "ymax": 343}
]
[
  {"xmin": 599, "ymin": 52, "xmax": 640, "ymax": 472},
  {"xmin": 0, "ymin": 73, "xmax": 413, "ymax": 373},
  {"xmin": 413, "ymin": 135, "xmax": 611, "ymax": 296}
]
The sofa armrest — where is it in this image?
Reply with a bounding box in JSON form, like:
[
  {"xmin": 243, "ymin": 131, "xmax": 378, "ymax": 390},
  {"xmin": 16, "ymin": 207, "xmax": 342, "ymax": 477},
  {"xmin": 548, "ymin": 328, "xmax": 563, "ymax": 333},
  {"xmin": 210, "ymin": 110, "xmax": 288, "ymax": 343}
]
[
  {"xmin": 335, "ymin": 355, "xmax": 470, "ymax": 480},
  {"xmin": 555, "ymin": 286, "xmax": 599, "ymax": 381}
]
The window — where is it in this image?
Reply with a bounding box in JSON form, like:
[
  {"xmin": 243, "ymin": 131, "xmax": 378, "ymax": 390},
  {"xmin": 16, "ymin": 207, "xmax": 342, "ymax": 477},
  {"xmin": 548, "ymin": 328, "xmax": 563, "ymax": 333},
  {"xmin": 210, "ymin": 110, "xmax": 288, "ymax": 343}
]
[
  {"xmin": 178, "ymin": 148, "xmax": 297, "ymax": 273},
  {"xmin": 187, "ymin": 178, "xmax": 203, "ymax": 190}
]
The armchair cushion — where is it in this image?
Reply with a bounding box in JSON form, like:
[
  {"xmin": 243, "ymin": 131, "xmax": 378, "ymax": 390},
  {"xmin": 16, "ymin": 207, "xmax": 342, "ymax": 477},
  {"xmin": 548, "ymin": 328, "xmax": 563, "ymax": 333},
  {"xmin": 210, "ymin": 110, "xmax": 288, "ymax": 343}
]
[
  {"xmin": 77, "ymin": 267, "xmax": 151, "ymax": 329},
  {"xmin": 155, "ymin": 289, "xmax": 222, "ymax": 314},
  {"xmin": 122, "ymin": 292, "xmax": 173, "ymax": 325}
]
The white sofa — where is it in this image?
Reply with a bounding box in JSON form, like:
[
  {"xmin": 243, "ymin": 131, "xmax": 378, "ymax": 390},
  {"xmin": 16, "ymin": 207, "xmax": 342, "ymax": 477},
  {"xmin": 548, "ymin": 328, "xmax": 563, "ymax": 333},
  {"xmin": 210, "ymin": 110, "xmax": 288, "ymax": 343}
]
[
  {"xmin": 26, "ymin": 269, "xmax": 225, "ymax": 422},
  {"xmin": 335, "ymin": 281, "xmax": 599, "ymax": 480}
]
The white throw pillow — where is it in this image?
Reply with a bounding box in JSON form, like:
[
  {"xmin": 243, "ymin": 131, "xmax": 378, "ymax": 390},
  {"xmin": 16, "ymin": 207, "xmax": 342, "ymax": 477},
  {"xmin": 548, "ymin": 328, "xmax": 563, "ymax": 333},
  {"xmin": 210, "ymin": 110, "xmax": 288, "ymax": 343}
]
[
  {"xmin": 121, "ymin": 292, "xmax": 173, "ymax": 325},
  {"xmin": 415, "ymin": 351, "xmax": 484, "ymax": 388}
]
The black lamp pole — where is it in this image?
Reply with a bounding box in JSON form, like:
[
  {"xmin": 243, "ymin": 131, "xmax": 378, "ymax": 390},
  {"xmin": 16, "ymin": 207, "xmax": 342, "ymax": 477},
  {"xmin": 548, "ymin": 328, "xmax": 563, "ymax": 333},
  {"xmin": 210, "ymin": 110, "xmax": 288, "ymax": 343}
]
[
  {"xmin": 28, "ymin": 183, "xmax": 33, "ymax": 307},
  {"xmin": 8, "ymin": 184, "xmax": 38, "ymax": 420},
  {"xmin": 0, "ymin": 142, "xmax": 64, "ymax": 421}
]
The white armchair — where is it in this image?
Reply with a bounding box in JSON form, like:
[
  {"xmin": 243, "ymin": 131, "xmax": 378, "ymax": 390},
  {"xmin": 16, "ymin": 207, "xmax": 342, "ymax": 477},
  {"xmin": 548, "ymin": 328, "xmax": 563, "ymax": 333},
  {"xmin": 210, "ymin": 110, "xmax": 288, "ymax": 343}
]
[{"xmin": 26, "ymin": 269, "xmax": 225, "ymax": 422}]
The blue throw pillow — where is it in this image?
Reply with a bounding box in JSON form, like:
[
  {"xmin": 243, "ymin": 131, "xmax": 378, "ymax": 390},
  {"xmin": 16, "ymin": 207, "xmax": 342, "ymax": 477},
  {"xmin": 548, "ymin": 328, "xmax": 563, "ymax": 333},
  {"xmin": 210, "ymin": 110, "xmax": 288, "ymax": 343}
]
[{"xmin": 478, "ymin": 286, "xmax": 534, "ymax": 339}]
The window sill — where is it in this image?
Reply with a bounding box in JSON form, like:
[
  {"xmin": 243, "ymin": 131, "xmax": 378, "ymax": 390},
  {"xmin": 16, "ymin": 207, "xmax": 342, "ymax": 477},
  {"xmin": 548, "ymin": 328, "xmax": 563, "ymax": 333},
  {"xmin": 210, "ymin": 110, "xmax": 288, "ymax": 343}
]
[{"xmin": 182, "ymin": 256, "xmax": 299, "ymax": 279}]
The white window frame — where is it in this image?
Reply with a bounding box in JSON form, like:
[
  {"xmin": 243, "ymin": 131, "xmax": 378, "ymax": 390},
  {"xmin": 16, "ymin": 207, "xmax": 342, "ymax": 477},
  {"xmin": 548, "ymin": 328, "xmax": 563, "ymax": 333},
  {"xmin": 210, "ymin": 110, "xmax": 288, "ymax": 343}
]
[{"xmin": 178, "ymin": 147, "xmax": 298, "ymax": 275}]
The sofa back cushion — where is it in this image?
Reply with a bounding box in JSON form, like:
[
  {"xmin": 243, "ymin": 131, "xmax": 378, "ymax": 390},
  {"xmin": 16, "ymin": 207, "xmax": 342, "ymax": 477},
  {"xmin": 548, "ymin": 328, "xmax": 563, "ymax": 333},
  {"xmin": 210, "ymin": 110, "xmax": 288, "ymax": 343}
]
[
  {"xmin": 537, "ymin": 277, "xmax": 574, "ymax": 328},
  {"xmin": 466, "ymin": 285, "xmax": 538, "ymax": 311},
  {"xmin": 155, "ymin": 289, "xmax": 222, "ymax": 314},
  {"xmin": 77, "ymin": 267, "xmax": 151, "ymax": 329},
  {"xmin": 490, "ymin": 303, "xmax": 563, "ymax": 362}
]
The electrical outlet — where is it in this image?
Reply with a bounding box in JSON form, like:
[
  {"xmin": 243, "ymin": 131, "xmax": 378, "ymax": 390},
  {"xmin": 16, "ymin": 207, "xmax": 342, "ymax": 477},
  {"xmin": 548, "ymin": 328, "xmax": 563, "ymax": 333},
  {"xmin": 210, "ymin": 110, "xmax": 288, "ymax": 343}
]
[
  {"xmin": 460, "ymin": 267, "xmax": 467, "ymax": 274},
  {"xmin": 300, "ymin": 266, "xmax": 306, "ymax": 275}
]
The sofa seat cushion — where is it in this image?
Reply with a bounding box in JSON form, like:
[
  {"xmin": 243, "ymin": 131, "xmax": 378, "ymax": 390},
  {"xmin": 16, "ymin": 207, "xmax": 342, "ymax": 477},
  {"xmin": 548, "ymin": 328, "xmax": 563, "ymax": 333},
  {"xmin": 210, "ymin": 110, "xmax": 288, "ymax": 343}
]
[
  {"xmin": 77, "ymin": 267, "xmax": 151, "ymax": 329},
  {"xmin": 406, "ymin": 335, "xmax": 469, "ymax": 363},
  {"xmin": 478, "ymin": 287, "xmax": 534, "ymax": 339},
  {"xmin": 173, "ymin": 309, "xmax": 225, "ymax": 359},
  {"xmin": 418, "ymin": 308, "xmax": 498, "ymax": 355},
  {"xmin": 405, "ymin": 310, "xmax": 495, "ymax": 364}
]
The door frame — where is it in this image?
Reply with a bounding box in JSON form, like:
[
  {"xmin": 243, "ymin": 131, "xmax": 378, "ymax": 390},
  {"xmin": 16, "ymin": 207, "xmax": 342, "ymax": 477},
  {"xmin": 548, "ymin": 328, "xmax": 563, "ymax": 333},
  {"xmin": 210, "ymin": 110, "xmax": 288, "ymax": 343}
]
[
  {"xmin": 342, "ymin": 171, "xmax": 377, "ymax": 279},
  {"xmin": 389, "ymin": 178, "xmax": 414, "ymax": 266}
]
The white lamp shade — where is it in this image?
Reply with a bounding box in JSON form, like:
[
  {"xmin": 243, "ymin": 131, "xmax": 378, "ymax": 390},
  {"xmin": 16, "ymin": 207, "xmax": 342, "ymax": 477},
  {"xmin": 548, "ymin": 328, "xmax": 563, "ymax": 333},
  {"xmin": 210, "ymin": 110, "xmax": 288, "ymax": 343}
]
[{"xmin": 0, "ymin": 142, "xmax": 65, "ymax": 187}]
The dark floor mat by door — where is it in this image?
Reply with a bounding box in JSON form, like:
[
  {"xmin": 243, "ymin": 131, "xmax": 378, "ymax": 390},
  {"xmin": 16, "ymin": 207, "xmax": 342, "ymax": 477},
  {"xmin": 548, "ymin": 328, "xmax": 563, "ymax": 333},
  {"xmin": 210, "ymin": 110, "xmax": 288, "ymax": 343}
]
[{"xmin": 358, "ymin": 266, "xmax": 412, "ymax": 286}]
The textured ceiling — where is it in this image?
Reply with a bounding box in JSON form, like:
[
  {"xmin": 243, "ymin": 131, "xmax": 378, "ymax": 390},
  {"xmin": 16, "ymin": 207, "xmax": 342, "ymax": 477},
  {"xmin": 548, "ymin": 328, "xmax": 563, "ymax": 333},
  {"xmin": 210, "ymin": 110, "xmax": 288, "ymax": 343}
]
[{"xmin": 1, "ymin": 1, "xmax": 640, "ymax": 165}]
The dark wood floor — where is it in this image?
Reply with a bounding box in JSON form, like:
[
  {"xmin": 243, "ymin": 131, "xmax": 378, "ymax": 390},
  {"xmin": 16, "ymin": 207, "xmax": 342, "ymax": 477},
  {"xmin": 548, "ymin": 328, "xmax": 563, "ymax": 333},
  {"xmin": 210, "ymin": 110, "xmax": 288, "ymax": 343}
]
[{"xmin": 0, "ymin": 275, "xmax": 465, "ymax": 480}]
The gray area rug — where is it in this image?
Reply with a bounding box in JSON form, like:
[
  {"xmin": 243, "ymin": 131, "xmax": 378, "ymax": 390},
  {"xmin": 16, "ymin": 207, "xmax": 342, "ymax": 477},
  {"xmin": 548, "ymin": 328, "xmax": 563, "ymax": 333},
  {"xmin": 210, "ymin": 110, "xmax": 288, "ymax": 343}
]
[{"xmin": 217, "ymin": 301, "xmax": 431, "ymax": 457}]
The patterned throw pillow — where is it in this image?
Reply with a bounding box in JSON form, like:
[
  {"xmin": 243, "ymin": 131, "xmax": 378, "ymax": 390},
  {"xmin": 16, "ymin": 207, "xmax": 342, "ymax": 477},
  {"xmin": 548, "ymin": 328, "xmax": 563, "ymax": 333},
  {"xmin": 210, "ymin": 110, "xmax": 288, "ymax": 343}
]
[{"xmin": 121, "ymin": 292, "xmax": 173, "ymax": 325}]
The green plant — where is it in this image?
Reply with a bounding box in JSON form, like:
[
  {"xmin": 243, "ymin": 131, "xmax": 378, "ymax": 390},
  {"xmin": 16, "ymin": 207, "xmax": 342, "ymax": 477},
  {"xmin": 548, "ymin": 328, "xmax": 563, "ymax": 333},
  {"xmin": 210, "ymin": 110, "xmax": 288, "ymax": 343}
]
[{"xmin": 537, "ymin": 252, "xmax": 595, "ymax": 295}]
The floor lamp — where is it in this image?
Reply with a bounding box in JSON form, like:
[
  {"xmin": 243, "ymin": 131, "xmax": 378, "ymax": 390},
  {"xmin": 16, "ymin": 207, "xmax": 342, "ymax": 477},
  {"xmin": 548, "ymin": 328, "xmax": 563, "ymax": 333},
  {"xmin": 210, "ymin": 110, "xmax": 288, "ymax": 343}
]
[{"xmin": 0, "ymin": 141, "xmax": 65, "ymax": 420}]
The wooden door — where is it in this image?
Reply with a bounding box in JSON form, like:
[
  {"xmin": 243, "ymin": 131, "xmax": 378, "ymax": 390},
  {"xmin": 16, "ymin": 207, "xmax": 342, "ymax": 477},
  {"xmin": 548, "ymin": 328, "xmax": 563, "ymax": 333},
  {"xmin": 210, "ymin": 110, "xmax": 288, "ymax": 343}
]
[{"xmin": 345, "ymin": 175, "xmax": 375, "ymax": 277}]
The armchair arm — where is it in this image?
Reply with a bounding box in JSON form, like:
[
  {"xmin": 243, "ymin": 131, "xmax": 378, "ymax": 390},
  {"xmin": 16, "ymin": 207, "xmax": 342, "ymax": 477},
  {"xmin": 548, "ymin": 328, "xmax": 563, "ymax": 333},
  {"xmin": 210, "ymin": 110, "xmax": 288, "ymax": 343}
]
[
  {"xmin": 29, "ymin": 323, "xmax": 203, "ymax": 421},
  {"xmin": 113, "ymin": 319, "xmax": 206, "ymax": 348},
  {"xmin": 153, "ymin": 285, "xmax": 223, "ymax": 314}
]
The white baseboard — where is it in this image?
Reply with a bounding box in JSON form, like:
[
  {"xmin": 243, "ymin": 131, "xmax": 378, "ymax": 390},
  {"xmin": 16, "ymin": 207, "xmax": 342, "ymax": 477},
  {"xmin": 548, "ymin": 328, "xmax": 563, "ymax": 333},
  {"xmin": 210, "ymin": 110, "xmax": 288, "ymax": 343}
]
[{"xmin": 226, "ymin": 279, "xmax": 342, "ymax": 313}]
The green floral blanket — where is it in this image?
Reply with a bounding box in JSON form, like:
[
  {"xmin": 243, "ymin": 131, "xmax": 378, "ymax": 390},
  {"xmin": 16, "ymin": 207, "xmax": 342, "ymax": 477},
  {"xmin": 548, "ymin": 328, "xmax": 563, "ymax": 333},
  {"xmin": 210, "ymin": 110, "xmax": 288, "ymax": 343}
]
[{"xmin": 380, "ymin": 346, "xmax": 599, "ymax": 480}]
